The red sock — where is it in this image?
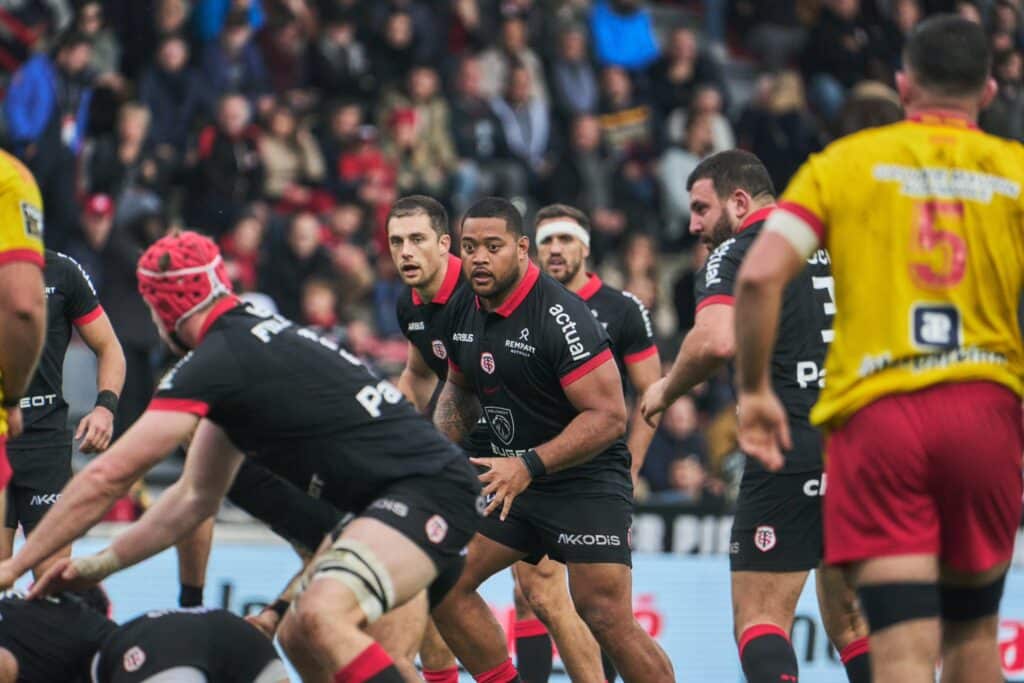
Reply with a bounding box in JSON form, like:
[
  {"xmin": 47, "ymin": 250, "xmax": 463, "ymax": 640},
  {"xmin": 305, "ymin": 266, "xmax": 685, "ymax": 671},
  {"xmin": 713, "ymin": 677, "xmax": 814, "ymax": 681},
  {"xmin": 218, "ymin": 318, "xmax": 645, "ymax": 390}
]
[
  {"xmin": 513, "ymin": 619, "xmax": 548, "ymax": 639},
  {"xmin": 474, "ymin": 658, "xmax": 520, "ymax": 683},
  {"xmin": 839, "ymin": 637, "xmax": 870, "ymax": 683},
  {"xmin": 334, "ymin": 643, "xmax": 401, "ymax": 683},
  {"xmin": 424, "ymin": 667, "xmax": 460, "ymax": 683}
]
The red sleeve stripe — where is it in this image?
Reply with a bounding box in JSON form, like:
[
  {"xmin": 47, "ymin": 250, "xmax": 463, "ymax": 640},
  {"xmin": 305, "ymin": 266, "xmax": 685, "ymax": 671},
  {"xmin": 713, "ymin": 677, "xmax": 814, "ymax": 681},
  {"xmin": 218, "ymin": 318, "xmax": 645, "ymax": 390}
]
[
  {"xmin": 147, "ymin": 398, "xmax": 210, "ymax": 417},
  {"xmin": 695, "ymin": 295, "xmax": 734, "ymax": 313},
  {"xmin": 447, "ymin": 359, "xmax": 461, "ymax": 374},
  {"xmin": 776, "ymin": 201, "xmax": 826, "ymax": 242},
  {"xmin": 624, "ymin": 345, "xmax": 658, "ymax": 365},
  {"xmin": 0, "ymin": 249, "xmax": 44, "ymax": 269},
  {"xmin": 73, "ymin": 305, "xmax": 104, "ymax": 327},
  {"xmin": 560, "ymin": 348, "xmax": 614, "ymax": 388}
]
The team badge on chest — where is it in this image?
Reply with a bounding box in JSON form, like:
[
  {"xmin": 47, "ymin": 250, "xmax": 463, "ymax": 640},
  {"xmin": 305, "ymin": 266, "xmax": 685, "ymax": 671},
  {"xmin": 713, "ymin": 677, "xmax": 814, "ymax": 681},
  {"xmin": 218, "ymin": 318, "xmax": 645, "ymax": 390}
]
[
  {"xmin": 480, "ymin": 352, "xmax": 496, "ymax": 374},
  {"xmin": 432, "ymin": 339, "xmax": 447, "ymax": 359}
]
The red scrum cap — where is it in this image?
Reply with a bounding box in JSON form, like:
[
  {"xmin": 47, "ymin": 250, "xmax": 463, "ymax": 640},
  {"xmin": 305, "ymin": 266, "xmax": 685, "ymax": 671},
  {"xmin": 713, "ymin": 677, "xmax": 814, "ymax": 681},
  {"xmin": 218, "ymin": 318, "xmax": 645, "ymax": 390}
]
[{"xmin": 137, "ymin": 231, "xmax": 233, "ymax": 335}]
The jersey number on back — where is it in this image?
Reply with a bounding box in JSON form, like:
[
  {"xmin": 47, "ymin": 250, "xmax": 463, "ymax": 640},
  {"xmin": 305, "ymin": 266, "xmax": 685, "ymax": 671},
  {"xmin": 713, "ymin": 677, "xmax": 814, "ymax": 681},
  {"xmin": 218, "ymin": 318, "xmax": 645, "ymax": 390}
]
[
  {"xmin": 911, "ymin": 200, "xmax": 967, "ymax": 288},
  {"xmin": 811, "ymin": 275, "xmax": 836, "ymax": 344}
]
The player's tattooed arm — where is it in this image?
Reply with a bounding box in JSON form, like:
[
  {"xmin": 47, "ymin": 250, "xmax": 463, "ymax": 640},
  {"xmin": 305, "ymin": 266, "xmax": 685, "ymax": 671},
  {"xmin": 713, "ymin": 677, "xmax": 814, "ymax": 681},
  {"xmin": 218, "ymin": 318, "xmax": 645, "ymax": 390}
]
[{"xmin": 433, "ymin": 366, "xmax": 481, "ymax": 444}]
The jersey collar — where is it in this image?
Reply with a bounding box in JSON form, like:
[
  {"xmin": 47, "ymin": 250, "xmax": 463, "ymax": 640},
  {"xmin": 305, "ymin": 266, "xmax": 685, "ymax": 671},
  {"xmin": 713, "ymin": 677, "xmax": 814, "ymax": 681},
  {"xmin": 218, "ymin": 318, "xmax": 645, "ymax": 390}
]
[
  {"xmin": 577, "ymin": 273, "xmax": 603, "ymax": 301},
  {"xmin": 737, "ymin": 206, "xmax": 776, "ymax": 233},
  {"xmin": 477, "ymin": 261, "xmax": 541, "ymax": 317},
  {"xmin": 196, "ymin": 295, "xmax": 242, "ymax": 344},
  {"xmin": 906, "ymin": 110, "xmax": 979, "ymax": 130},
  {"xmin": 411, "ymin": 254, "xmax": 462, "ymax": 306}
]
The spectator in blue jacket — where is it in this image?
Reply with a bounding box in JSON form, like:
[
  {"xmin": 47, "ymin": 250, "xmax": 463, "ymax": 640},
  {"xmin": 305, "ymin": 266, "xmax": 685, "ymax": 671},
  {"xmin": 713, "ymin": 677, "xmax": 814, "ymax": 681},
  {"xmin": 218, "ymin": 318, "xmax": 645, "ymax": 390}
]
[
  {"xmin": 193, "ymin": 0, "xmax": 265, "ymax": 43},
  {"xmin": 589, "ymin": 0, "xmax": 660, "ymax": 71},
  {"xmin": 202, "ymin": 9, "xmax": 270, "ymax": 104},
  {"xmin": 138, "ymin": 34, "xmax": 212, "ymax": 159}
]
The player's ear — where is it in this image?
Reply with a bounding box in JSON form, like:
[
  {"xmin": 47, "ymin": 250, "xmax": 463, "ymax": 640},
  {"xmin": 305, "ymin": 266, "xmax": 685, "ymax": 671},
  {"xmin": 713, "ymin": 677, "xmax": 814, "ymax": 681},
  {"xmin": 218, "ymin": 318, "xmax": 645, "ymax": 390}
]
[
  {"xmin": 731, "ymin": 189, "xmax": 750, "ymax": 218},
  {"xmin": 518, "ymin": 235, "xmax": 531, "ymax": 257},
  {"xmin": 439, "ymin": 232, "xmax": 451, "ymax": 254},
  {"xmin": 895, "ymin": 71, "xmax": 912, "ymax": 106},
  {"xmin": 980, "ymin": 77, "xmax": 998, "ymax": 110}
]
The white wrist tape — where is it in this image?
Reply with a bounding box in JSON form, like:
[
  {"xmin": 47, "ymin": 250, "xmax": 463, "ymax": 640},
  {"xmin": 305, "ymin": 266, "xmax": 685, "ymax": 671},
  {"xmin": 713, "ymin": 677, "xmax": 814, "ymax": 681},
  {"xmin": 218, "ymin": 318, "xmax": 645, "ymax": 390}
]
[
  {"xmin": 74, "ymin": 548, "xmax": 122, "ymax": 580},
  {"xmin": 535, "ymin": 221, "xmax": 590, "ymax": 247}
]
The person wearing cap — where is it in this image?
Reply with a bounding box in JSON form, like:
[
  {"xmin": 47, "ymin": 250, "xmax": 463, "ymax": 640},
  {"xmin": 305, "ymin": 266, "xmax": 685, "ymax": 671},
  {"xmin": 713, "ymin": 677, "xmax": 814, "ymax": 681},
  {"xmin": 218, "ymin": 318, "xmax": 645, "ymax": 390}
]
[
  {"xmin": 0, "ymin": 245, "xmax": 126, "ymax": 580},
  {"xmin": 0, "ymin": 231, "xmax": 483, "ymax": 683}
]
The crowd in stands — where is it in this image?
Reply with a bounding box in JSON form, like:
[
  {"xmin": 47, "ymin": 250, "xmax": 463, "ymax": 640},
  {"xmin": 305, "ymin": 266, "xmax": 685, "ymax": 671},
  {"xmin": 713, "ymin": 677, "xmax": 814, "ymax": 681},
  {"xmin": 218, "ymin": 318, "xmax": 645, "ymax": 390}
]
[{"xmin": 1, "ymin": 0, "xmax": 1022, "ymax": 508}]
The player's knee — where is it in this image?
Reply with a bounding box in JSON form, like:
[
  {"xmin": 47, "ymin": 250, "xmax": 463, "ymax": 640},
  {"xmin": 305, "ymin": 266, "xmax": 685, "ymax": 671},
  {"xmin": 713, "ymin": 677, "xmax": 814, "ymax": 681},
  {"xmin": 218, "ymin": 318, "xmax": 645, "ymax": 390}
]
[
  {"xmin": 520, "ymin": 578, "xmax": 565, "ymax": 624},
  {"xmin": 0, "ymin": 647, "xmax": 18, "ymax": 683},
  {"xmin": 857, "ymin": 582, "xmax": 939, "ymax": 633},
  {"xmin": 574, "ymin": 592, "xmax": 626, "ymax": 640}
]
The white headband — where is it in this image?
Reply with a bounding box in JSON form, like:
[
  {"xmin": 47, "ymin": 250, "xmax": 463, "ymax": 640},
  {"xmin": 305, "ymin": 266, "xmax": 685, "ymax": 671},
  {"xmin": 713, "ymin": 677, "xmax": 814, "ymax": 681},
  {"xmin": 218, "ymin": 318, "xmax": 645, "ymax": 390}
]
[{"xmin": 536, "ymin": 220, "xmax": 590, "ymax": 248}]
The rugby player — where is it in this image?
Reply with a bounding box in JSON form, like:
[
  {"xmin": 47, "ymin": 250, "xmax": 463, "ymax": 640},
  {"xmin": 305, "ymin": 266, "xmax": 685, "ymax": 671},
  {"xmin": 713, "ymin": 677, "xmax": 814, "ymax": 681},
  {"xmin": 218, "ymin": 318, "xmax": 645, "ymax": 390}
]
[
  {"xmin": 0, "ymin": 149, "xmax": 47, "ymax": 529},
  {"xmin": 506, "ymin": 204, "xmax": 661, "ymax": 683},
  {"xmin": 733, "ymin": 15, "xmax": 1024, "ymax": 683},
  {"xmin": 640, "ymin": 150, "xmax": 868, "ymax": 683},
  {"xmin": 1, "ymin": 250, "xmax": 125, "ymax": 579},
  {"xmin": 0, "ymin": 231, "xmax": 482, "ymax": 683},
  {"xmin": 431, "ymin": 197, "xmax": 673, "ymax": 683}
]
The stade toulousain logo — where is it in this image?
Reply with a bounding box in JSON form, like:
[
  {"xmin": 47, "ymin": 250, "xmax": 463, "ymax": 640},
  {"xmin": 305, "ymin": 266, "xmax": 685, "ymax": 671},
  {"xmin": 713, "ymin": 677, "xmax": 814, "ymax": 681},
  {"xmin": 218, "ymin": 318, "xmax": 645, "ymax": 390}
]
[
  {"xmin": 432, "ymin": 340, "xmax": 447, "ymax": 360},
  {"xmin": 754, "ymin": 525, "xmax": 777, "ymax": 552},
  {"xmin": 123, "ymin": 646, "xmax": 146, "ymax": 673},
  {"xmin": 480, "ymin": 352, "xmax": 496, "ymax": 374},
  {"xmin": 426, "ymin": 515, "xmax": 449, "ymax": 544}
]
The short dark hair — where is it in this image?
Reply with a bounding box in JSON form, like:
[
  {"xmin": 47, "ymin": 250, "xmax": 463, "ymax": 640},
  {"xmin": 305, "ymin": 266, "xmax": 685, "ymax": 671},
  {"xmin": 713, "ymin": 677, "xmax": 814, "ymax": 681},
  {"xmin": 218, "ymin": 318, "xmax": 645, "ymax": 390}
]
[
  {"xmin": 904, "ymin": 15, "xmax": 991, "ymax": 96},
  {"xmin": 386, "ymin": 195, "xmax": 449, "ymax": 237},
  {"xmin": 686, "ymin": 150, "xmax": 775, "ymax": 200},
  {"xmin": 462, "ymin": 197, "xmax": 524, "ymax": 237},
  {"xmin": 535, "ymin": 203, "xmax": 591, "ymax": 233}
]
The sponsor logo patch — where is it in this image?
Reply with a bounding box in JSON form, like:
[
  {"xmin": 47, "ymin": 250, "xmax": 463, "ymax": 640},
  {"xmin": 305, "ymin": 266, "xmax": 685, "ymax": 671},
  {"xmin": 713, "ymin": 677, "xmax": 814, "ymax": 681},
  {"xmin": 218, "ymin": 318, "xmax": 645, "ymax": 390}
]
[
  {"xmin": 754, "ymin": 525, "xmax": 776, "ymax": 552},
  {"xmin": 484, "ymin": 406, "xmax": 515, "ymax": 445},
  {"xmin": 20, "ymin": 201, "xmax": 42, "ymax": 239},
  {"xmin": 29, "ymin": 494, "xmax": 59, "ymax": 506},
  {"xmin": 557, "ymin": 533, "xmax": 622, "ymax": 547},
  {"xmin": 426, "ymin": 515, "xmax": 448, "ymax": 544}
]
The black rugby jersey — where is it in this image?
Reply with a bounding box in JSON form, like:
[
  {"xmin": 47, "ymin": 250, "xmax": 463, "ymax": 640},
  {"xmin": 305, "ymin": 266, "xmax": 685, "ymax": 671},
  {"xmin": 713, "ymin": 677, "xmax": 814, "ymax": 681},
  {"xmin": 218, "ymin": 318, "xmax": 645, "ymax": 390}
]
[
  {"xmin": 150, "ymin": 297, "xmax": 467, "ymax": 512},
  {"xmin": 575, "ymin": 273, "xmax": 658, "ymax": 386},
  {"xmin": 0, "ymin": 590, "xmax": 116, "ymax": 683},
  {"xmin": 694, "ymin": 207, "xmax": 833, "ymax": 474},
  {"xmin": 395, "ymin": 254, "xmax": 492, "ymax": 455},
  {"xmin": 13, "ymin": 250, "xmax": 103, "ymax": 446},
  {"xmin": 446, "ymin": 262, "xmax": 631, "ymax": 499},
  {"xmin": 93, "ymin": 608, "xmax": 278, "ymax": 682}
]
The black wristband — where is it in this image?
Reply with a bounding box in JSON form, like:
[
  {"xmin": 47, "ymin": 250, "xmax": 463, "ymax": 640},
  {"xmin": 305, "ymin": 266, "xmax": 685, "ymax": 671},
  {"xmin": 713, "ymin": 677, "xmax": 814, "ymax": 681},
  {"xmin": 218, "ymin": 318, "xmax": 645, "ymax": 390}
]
[
  {"xmin": 2, "ymin": 396, "xmax": 20, "ymax": 408},
  {"xmin": 95, "ymin": 390, "xmax": 119, "ymax": 414},
  {"xmin": 179, "ymin": 583, "xmax": 204, "ymax": 607},
  {"xmin": 269, "ymin": 598, "xmax": 290, "ymax": 618},
  {"xmin": 521, "ymin": 449, "xmax": 547, "ymax": 478}
]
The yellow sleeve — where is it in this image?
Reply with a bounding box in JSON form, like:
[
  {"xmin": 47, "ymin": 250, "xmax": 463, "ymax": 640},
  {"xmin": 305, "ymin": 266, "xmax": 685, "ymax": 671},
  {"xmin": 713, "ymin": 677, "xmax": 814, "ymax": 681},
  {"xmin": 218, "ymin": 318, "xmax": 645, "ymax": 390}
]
[
  {"xmin": 777, "ymin": 152, "xmax": 829, "ymax": 243},
  {"xmin": 0, "ymin": 151, "xmax": 44, "ymax": 269}
]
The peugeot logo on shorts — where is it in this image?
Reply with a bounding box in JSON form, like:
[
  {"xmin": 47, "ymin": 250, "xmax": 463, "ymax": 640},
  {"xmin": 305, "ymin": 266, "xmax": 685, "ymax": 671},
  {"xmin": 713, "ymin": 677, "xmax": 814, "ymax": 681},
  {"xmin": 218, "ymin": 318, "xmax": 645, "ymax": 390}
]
[{"xmin": 480, "ymin": 352, "xmax": 496, "ymax": 374}]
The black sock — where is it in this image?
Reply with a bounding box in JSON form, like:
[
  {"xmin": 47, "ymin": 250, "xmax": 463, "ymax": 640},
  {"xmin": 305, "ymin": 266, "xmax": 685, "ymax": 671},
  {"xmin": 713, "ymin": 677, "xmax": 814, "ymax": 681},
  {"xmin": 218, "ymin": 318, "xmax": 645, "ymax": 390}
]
[
  {"xmin": 513, "ymin": 619, "xmax": 552, "ymax": 683},
  {"xmin": 739, "ymin": 625, "xmax": 799, "ymax": 683},
  {"xmin": 178, "ymin": 583, "xmax": 203, "ymax": 607},
  {"xmin": 840, "ymin": 637, "xmax": 871, "ymax": 683},
  {"xmin": 601, "ymin": 649, "xmax": 618, "ymax": 683}
]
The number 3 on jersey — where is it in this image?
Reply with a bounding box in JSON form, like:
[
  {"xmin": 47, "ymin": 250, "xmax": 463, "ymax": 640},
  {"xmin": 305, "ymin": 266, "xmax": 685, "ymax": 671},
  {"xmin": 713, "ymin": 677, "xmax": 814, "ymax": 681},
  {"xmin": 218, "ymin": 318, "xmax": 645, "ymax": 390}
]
[{"xmin": 911, "ymin": 200, "xmax": 967, "ymax": 288}]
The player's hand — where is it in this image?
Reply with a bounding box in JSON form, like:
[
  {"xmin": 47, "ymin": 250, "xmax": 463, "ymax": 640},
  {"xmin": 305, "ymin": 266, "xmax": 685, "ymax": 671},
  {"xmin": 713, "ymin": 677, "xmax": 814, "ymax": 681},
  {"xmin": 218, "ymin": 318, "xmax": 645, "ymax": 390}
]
[
  {"xmin": 27, "ymin": 557, "xmax": 99, "ymax": 599},
  {"xmin": 76, "ymin": 406, "xmax": 115, "ymax": 453},
  {"xmin": 6, "ymin": 407, "xmax": 23, "ymax": 439},
  {"xmin": 246, "ymin": 609, "xmax": 282, "ymax": 639},
  {"xmin": 640, "ymin": 378, "xmax": 670, "ymax": 427},
  {"xmin": 469, "ymin": 456, "xmax": 532, "ymax": 521},
  {"xmin": 736, "ymin": 389, "xmax": 791, "ymax": 472}
]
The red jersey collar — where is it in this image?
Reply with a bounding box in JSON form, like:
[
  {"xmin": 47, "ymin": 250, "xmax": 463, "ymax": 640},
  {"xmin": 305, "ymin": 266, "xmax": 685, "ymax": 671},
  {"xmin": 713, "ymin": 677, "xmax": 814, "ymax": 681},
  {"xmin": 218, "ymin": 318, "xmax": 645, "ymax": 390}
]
[
  {"xmin": 907, "ymin": 110, "xmax": 979, "ymax": 130},
  {"xmin": 411, "ymin": 254, "xmax": 462, "ymax": 306},
  {"xmin": 738, "ymin": 206, "xmax": 776, "ymax": 233},
  {"xmin": 196, "ymin": 295, "xmax": 242, "ymax": 344},
  {"xmin": 476, "ymin": 261, "xmax": 541, "ymax": 317},
  {"xmin": 577, "ymin": 273, "xmax": 603, "ymax": 301}
]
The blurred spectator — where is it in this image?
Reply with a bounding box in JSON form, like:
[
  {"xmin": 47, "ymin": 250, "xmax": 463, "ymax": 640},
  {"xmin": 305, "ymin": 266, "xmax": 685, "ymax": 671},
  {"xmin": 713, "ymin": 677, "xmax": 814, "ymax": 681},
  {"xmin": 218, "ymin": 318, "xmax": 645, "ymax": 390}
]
[
  {"xmin": 982, "ymin": 47, "xmax": 1024, "ymax": 140},
  {"xmin": 549, "ymin": 24, "xmax": 598, "ymax": 119},
  {"xmin": 802, "ymin": 0, "xmax": 880, "ymax": 121},
  {"xmin": 478, "ymin": 15, "xmax": 548, "ymax": 101},
  {"xmin": 308, "ymin": 7, "xmax": 375, "ymax": 101},
  {"xmin": 665, "ymin": 86, "xmax": 735, "ymax": 151},
  {"xmin": 194, "ymin": 0, "xmax": 266, "ymax": 43},
  {"xmin": 640, "ymin": 395, "xmax": 707, "ymax": 492},
  {"xmin": 82, "ymin": 102, "xmax": 170, "ymax": 201},
  {"xmin": 658, "ymin": 112, "xmax": 715, "ymax": 243},
  {"xmin": 322, "ymin": 199, "xmax": 370, "ymax": 249},
  {"xmin": 334, "ymin": 122, "xmax": 398, "ymax": 247},
  {"xmin": 370, "ymin": 11, "xmax": 418, "ymax": 93},
  {"xmin": 445, "ymin": 0, "xmax": 491, "ymax": 56},
  {"xmin": 260, "ymin": 211, "xmax": 337, "ymax": 320},
  {"xmin": 834, "ymin": 81, "xmax": 904, "ymax": 138},
  {"xmin": 876, "ymin": 0, "xmax": 925, "ymax": 70},
  {"xmin": 4, "ymin": 31, "xmax": 95, "ymax": 249},
  {"xmin": 993, "ymin": 1, "xmax": 1024, "ymax": 50},
  {"xmin": 202, "ymin": 9, "xmax": 271, "ymax": 103},
  {"xmin": 191, "ymin": 93, "xmax": 266, "ymax": 235},
  {"xmin": 259, "ymin": 104, "xmax": 330, "ymax": 212},
  {"xmin": 732, "ymin": 0, "xmax": 807, "ymax": 70},
  {"xmin": 138, "ymin": 35, "xmax": 212, "ymax": 159},
  {"xmin": 597, "ymin": 66, "xmax": 653, "ymax": 161},
  {"xmin": 589, "ymin": 0, "xmax": 660, "ymax": 70},
  {"xmin": 301, "ymin": 277, "xmax": 341, "ymax": 328},
  {"xmin": 258, "ymin": 12, "xmax": 310, "ymax": 96},
  {"xmin": 646, "ymin": 455, "xmax": 726, "ymax": 509},
  {"xmin": 371, "ymin": 253, "xmax": 403, "ymax": 338},
  {"xmin": 75, "ymin": 1, "xmax": 120, "ymax": 78},
  {"xmin": 220, "ymin": 212, "xmax": 265, "ymax": 292},
  {"xmin": 736, "ymin": 71, "xmax": 822, "ymax": 192},
  {"xmin": 489, "ymin": 63, "xmax": 552, "ymax": 179},
  {"xmin": 368, "ymin": 0, "xmax": 441, "ymax": 64},
  {"xmin": 450, "ymin": 55, "xmax": 528, "ymax": 214},
  {"xmin": 956, "ymin": 0, "xmax": 985, "ymax": 23},
  {"xmin": 647, "ymin": 27, "xmax": 728, "ymax": 135},
  {"xmin": 67, "ymin": 193, "xmax": 116, "ymax": 290}
]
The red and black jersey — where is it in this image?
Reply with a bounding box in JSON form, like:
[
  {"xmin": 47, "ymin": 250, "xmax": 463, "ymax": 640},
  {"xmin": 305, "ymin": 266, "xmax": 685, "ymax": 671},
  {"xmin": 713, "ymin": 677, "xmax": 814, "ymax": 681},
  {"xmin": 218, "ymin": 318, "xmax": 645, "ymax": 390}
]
[
  {"xmin": 446, "ymin": 263, "xmax": 631, "ymax": 499},
  {"xmin": 694, "ymin": 207, "xmax": 834, "ymax": 474},
  {"xmin": 575, "ymin": 273, "xmax": 658, "ymax": 389},
  {"xmin": 14, "ymin": 250, "xmax": 103, "ymax": 446},
  {"xmin": 149, "ymin": 298, "xmax": 466, "ymax": 513}
]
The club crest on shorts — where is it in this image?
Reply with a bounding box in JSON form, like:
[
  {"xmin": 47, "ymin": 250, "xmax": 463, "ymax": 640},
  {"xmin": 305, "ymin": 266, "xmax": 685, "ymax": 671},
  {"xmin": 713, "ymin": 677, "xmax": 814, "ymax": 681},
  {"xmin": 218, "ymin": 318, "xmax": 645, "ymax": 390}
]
[
  {"xmin": 754, "ymin": 525, "xmax": 777, "ymax": 552},
  {"xmin": 426, "ymin": 515, "xmax": 449, "ymax": 544},
  {"xmin": 480, "ymin": 352, "xmax": 496, "ymax": 374},
  {"xmin": 123, "ymin": 646, "xmax": 146, "ymax": 672},
  {"xmin": 432, "ymin": 339, "xmax": 447, "ymax": 359}
]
